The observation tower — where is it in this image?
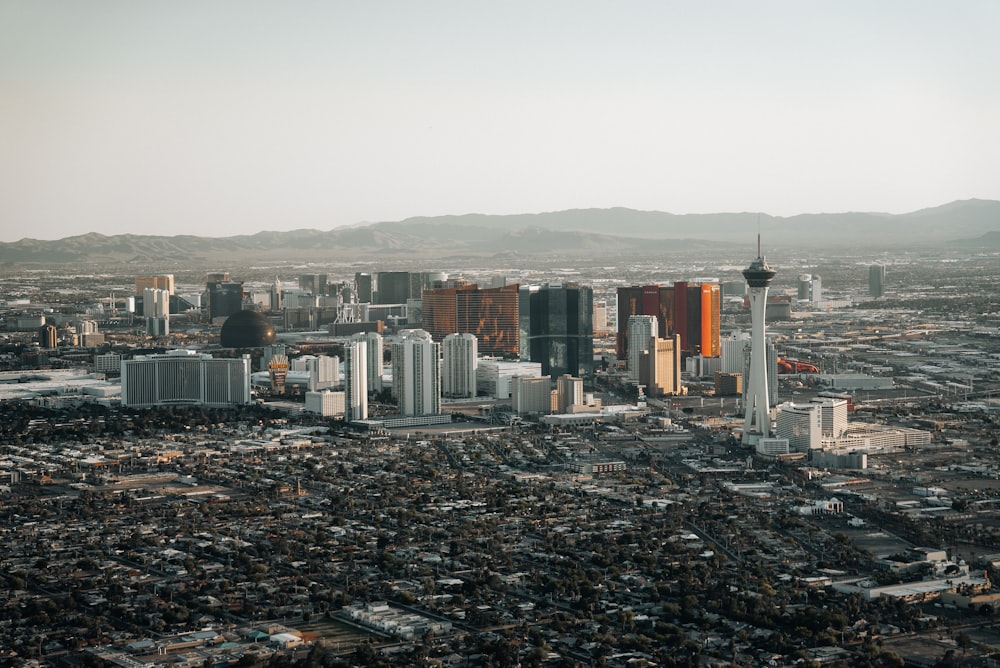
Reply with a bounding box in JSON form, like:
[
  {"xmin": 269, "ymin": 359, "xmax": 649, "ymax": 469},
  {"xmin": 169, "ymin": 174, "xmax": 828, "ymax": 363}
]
[{"xmin": 742, "ymin": 236, "xmax": 777, "ymax": 445}]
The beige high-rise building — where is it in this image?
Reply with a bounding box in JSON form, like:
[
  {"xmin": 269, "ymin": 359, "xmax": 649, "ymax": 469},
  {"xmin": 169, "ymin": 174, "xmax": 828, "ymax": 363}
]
[
  {"xmin": 511, "ymin": 376, "xmax": 553, "ymax": 415},
  {"xmin": 135, "ymin": 274, "xmax": 175, "ymax": 296},
  {"xmin": 639, "ymin": 334, "xmax": 682, "ymax": 397},
  {"xmin": 555, "ymin": 374, "xmax": 584, "ymax": 414},
  {"xmin": 593, "ymin": 300, "xmax": 609, "ymax": 337}
]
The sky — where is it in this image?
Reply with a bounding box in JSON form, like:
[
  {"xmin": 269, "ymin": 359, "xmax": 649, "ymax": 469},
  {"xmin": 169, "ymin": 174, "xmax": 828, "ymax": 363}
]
[{"xmin": 2, "ymin": 1, "xmax": 999, "ymax": 242}]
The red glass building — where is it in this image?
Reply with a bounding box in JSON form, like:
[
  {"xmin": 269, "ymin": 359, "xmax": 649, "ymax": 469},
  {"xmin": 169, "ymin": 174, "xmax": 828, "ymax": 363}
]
[{"xmin": 616, "ymin": 282, "xmax": 720, "ymax": 360}]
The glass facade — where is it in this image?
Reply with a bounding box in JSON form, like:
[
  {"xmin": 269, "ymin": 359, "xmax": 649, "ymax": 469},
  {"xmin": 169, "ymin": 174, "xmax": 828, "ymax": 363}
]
[
  {"xmin": 422, "ymin": 284, "xmax": 519, "ymax": 356},
  {"xmin": 617, "ymin": 281, "xmax": 721, "ymax": 361},
  {"xmin": 207, "ymin": 281, "xmax": 244, "ymax": 320},
  {"xmin": 375, "ymin": 271, "xmax": 411, "ymax": 304},
  {"xmin": 519, "ymin": 283, "xmax": 593, "ymax": 378}
]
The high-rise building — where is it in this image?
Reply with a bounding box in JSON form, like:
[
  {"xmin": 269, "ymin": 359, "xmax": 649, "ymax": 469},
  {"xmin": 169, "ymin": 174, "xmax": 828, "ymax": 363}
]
[
  {"xmin": 869, "ymin": 265, "xmax": 886, "ymax": 298},
  {"xmin": 135, "ymin": 275, "xmax": 175, "ymax": 296},
  {"xmin": 422, "ymin": 284, "xmax": 520, "ymax": 356},
  {"xmin": 270, "ymin": 277, "xmax": 283, "ymax": 311},
  {"xmin": 299, "ymin": 273, "xmax": 328, "ymax": 296},
  {"xmin": 207, "ymin": 281, "xmax": 244, "ymax": 320},
  {"xmin": 442, "ymin": 333, "xmax": 478, "ymax": 398},
  {"xmin": 406, "ymin": 298, "xmax": 423, "ymax": 327},
  {"xmin": 292, "ymin": 355, "xmax": 339, "ymax": 391},
  {"xmin": 798, "ymin": 275, "xmax": 810, "ymax": 300},
  {"xmin": 640, "ymin": 335, "xmax": 682, "ymax": 397},
  {"xmin": 410, "ymin": 272, "xmax": 447, "ymax": 298},
  {"xmin": 144, "ymin": 287, "xmax": 170, "ymax": 336},
  {"xmin": 616, "ymin": 282, "xmax": 721, "ymax": 361},
  {"xmin": 355, "ymin": 272, "xmax": 375, "ymax": 303},
  {"xmin": 812, "ymin": 396, "xmax": 848, "ymax": 438},
  {"xmin": 797, "ymin": 274, "xmax": 822, "ymax": 303},
  {"xmin": 38, "ymin": 324, "xmax": 57, "ymax": 349},
  {"xmin": 519, "ymin": 283, "xmax": 593, "ymax": 378},
  {"xmin": 677, "ymin": 281, "xmax": 721, "ymax": 358},
  {"xmin": 391, "ymin": 330, "xmax": 441, "ymax": 416},
  {"xmin": 593, "ymin": 301, "xmax": 609, "ymax": 336},
  {"xmin": 775, "ymin": 402, "xmax": 822, "ymax": 452},
  {"xmin": 742, "ymin": 241, "xmax": 777, "ymax": 445},
  {"xmin": 627, "ymin": 315, "xmax": 658, "ymax": 382},
  {"xmin": 376, "ymin": 271, "xmax": 411, "ymax": 304},
  {"xmin": 421, "ymin": 286, "xmax": 462, "ymax": 336},
  {"xmin": 555, "ymin": 374, "xmax": 584, "ymax": 414},
  {"xmin": 511, "ymin": 376, "xmax": 554, "ymax": 415},
  {"xmin": 121, "ymin": 350, "xmax": 251, "ymax": 408},
  {"xmin": 352, "ymin": 331, "xmax": 384, "ymax": 393},
  {"xmin": 344, "ymin": 340, "xmax": 368, "ymax": 422}
]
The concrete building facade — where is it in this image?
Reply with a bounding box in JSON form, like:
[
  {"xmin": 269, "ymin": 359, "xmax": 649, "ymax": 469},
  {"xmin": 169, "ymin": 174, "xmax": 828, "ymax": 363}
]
[
  {"xmin": 627, "ymin": 315, "xmax": 658, "ymax": 382},
  {"xmin": 442, "ymin": 333, "xmax": 478, "ymax": 398},
  {"xmin": 121, "ymin": 350, "xmax": 251, "ymax": 408},
  {"xmin": 392, "ymin": 330, "xmax": 441, "ymax": 416},
  {"xmin": 345, "ymin": 340, "xmax": 368, "ymax": 422}
]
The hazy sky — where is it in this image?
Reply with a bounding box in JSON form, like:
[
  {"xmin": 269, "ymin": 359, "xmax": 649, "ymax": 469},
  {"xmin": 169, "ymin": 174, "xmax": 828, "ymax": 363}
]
[{"xmin": 2, "ymin": 1, "xmax": 998, "ymax": 242}]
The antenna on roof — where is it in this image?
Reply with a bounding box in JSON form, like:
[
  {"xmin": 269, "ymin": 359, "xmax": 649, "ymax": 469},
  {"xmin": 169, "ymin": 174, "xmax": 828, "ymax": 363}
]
[{"xmin": 756, "ymin": 214, "xmax": 762, "ymax": 257}]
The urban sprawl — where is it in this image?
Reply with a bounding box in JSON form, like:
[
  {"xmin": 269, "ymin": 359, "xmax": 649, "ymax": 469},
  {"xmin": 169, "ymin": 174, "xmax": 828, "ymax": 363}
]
[{"xmin": 3, "ymin": 249, "xmax": 1000, "ymax": 667}]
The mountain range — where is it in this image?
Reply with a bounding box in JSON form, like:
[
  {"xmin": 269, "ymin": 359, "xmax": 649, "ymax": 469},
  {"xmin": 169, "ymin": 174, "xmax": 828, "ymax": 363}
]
[{"xmin": 1, "ymin": 199, "xmax": 998, "ymax": 265}]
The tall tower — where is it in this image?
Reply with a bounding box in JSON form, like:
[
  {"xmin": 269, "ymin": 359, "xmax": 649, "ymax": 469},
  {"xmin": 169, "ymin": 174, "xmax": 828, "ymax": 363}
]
[
  {"xmin": 352, "ymin": 331, "xmax": 384, "ymax": 393},
  {"xmin": 345, "ymin": 340, "xmax": 368, "ymax": 422},
  {"xmin": 742, "ymin": 237, "xmax": 777, "ymax": 444}
]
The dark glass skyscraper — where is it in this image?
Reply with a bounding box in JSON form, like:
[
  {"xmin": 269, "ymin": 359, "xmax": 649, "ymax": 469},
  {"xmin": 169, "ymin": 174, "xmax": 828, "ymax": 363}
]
[
  {"xmin": 207, "ymin": 281, "xmax": 244, "ymax": 321},
  {"xmin": 376, "ymin": 271, "xmax": 411, "ymax": 304},
  {"xmin": 869, "ymin": 265, "xmax": 886, "ymax": 298},
  {"xmin": 355, "ymin": 273, "xmax": 374, "ymax": 303},
  {"xmin": 519, "ymin": 283, "xmax": 593, "ymax": 378},
  {"xmin": 299, "ymin": 273, "xmax": 328, "ymax": 295}
]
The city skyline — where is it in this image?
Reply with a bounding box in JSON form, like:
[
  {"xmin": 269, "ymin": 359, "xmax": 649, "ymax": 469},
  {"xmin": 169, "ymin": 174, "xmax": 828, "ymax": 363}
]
[{"xmin": 3, "ymin": 1, "xmax": 999, "ymax": 242}]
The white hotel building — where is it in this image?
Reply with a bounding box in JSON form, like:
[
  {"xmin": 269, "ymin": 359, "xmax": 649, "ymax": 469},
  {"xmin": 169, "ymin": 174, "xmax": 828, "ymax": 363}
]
[
  {"xmin": 121, "ymin": 350, "xmax": 251, "ymax": 408},
  {"xmin": 442, "ymin": 332, "xmax": 478, "ymax": 398}
]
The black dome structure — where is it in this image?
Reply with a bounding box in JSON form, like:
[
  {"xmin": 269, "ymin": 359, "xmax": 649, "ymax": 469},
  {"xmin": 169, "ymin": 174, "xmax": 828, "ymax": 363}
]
[{"xmin": 220, "ymin": 310, "xmax": 277, "ymax": 348}]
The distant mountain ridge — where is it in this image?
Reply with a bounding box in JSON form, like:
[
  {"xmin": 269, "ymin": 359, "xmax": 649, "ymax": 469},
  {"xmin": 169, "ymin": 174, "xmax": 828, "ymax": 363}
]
[{"xmin": 1, "ymin": 199, "xmax": 998, "ymax": 265}]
